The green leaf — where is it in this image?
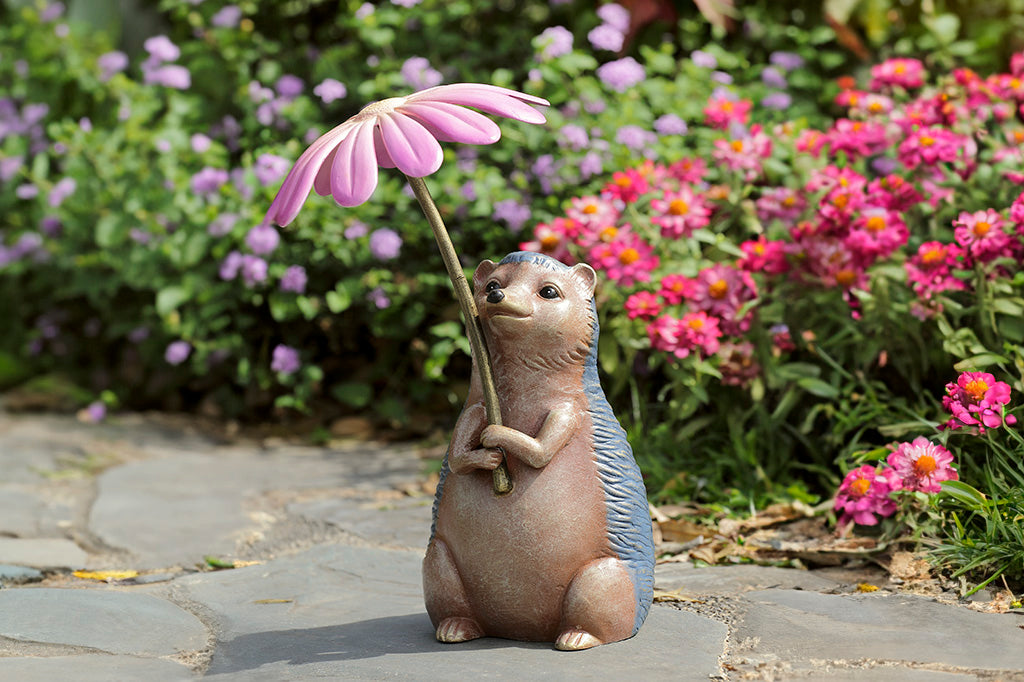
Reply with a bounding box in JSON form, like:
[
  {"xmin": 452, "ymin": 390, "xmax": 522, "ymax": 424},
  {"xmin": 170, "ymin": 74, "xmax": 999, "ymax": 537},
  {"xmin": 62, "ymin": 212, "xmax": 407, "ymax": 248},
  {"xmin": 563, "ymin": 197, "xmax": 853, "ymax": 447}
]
[
  {"xmin": 940, "ymin": 480, "xmax": 988, "ymax": 510},
  {"xmin": 797, "ymin": 377, "xmax": 839, "ymax": 399},
  {"xmin": 95, "ymin": 214, "xmax": 126, "ymax": 248},
  {"xmin": 990, "ymin": 298, "xmax": 1024, "ymax": 316},
  {"xmin": 156, "ymin": 286, "xmax": 190, "ymax": 316},
  {"xmin": 924, "ymin": 13, "xmax": 960, "ymax": 45},
  {"xmin": 326, "ymin": 288, "xmax": 352, "ymax": 314},
  {"xmin": 953, "ymin": 353, "xmax": 1008, "ymax": 372},
  {"xmin": 331, "ymin": 381, "xmax": 373, "ymax": 408}
]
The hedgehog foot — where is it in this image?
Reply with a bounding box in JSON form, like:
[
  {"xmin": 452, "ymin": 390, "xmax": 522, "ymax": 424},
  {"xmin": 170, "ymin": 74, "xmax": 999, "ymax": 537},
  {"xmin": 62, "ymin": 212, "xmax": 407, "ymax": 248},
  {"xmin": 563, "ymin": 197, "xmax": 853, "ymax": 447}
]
[
  {"xmin": 436, "ymin": 617, "xmax": 484, "ymax": 643},
  {"xmin": 554, "ymin": 628, "xmax": 602, "ymax": 651}
]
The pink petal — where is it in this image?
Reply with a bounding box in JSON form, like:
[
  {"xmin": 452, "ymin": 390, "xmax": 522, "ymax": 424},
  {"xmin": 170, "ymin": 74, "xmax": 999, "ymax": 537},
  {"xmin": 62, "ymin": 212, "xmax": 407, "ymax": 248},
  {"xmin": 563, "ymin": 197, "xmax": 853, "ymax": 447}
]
[
  {"xmin": 377, "ymin": 112, "xmax": 443, "ymax": 178},
  {"xmin": 264, "ymin": 121, "xmax": 354, "ymax": 225},
  {"xmin": 407, "ymin": 83, "xmax": 548, "ymax": 125},
  {"xmin": 313, "ymin": 146, "xmax": 338, "ymax": 196},
  {"xmin": 373, "ymin": 126, "xmax": 396, "ymax": 169},
  {"xmin": 330, "ymin": 120, "xmax": 379, "ymax": 207},
  {"xmin": 397, "ymin": 101, "xmax": 501, "ymax": 144}
]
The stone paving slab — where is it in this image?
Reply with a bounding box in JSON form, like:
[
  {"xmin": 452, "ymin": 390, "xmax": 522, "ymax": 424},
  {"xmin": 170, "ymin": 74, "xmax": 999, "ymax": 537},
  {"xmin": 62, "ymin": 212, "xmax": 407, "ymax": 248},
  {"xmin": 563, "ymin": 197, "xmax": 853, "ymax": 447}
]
[
  {"xmin": 0, "ymin": 655, "xmax": 195, "ymax": 681},
  {"xmin": 288, "ymin": 496, "xmax": 434, "ymax": 549},
  {"xmin": 0, "ymin": 538, "xmax": 88, "ymax": 569}
]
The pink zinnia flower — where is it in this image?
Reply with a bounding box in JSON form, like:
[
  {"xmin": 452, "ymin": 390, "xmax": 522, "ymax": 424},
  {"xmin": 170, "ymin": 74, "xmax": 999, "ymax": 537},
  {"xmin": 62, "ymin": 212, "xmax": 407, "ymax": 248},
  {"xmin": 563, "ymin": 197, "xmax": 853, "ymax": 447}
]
[
  {"xmin": 687, "ymin": 264, "xmax": 758, "ymax": 335},
  {"xmin": 651, "ymin": 185, "xmax": 711, "ymax": 238},
  {"xmin": 845, "ymin": 207, "xmax": 909, "ymax": 262},
  {"xmin": 602, "ymin": 168, "xmax": 649, "ymax": 203},
  {"xmin": 952, "ymin": 209, "xmax": 1011, "ymax": 263},
  {"xmin": 263, "ymin": 84, "xmax": 548, "ymax": 222},
  {"xmin": 566, "ymin": 195, "xmax": 620, "ymax": 230},
  {"xmin": 703, "ymin": 95, "xmax": 751, "ymax": 130},
  {"xmin": 942, "ymin": 371, "xmax": 1018, "ymax": 432},
  {"xmin": 869, "ymin": 58, "xmax": 925, "ymax": 90},
  {"xmin": 897, "ymin": 127, "xmax": 968, "ymax": 169},
  {"xmin": 904, "ymin": 241, "xmax": 967, "ymax": 299},
  {"xmin": 624, "ymin": 291, "xmax": 662, "ymax": 320},
  {"xmin": 755, "ymin": 186, "xmax": 805, "ymax": 224},
  {"xmin": 519, "ymin": 217, "xmax": 577, "ymax": 264},
  {"xmin": 588, "ymin": 233, "xmax": 658, "ymax": 287},
  {"xmin": 886, "ymin": 437, "xmax": 957, "ymax": 493},
  {"xmin": 834, "ymin": 464, "xmax": 901, "ymax": 528},
  {"xmin": 678, "ymin": 311, "xmax": 722, "ymax": 357},
  {"xmin": 826, "ymin": 119, "xmax": 889, "ymax": 160},
  {"xmin": 667, "ymin": 157, "xmax": 707, "ymax": 184},
  {"xmin": 658, "ymin": 273, "xmax": 696, "ymax": 305},
  {"xmin": 737, "ymin": 236, "xmax": 790, "ymax": 275}
]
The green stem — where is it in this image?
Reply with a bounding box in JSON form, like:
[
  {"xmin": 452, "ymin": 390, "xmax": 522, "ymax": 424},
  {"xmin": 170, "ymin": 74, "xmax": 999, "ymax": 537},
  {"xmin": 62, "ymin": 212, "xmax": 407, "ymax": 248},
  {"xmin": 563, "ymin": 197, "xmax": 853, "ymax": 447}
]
[{"xmin": 406, "ymin": 175, "xmax": 513, "ymax": 495}]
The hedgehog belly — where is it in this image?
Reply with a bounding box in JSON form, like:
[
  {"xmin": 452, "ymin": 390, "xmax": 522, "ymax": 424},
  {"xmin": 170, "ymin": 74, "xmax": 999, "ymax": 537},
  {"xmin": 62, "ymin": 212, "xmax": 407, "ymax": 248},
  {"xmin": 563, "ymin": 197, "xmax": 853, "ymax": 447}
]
[{"xmin": 434, "ymin": 440, "xmax": 612, "ymax": 641}]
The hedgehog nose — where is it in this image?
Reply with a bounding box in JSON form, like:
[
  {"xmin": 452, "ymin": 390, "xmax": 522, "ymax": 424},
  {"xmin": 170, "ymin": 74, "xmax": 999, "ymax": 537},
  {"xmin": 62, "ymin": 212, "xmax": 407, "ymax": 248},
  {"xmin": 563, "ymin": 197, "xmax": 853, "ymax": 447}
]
[{"xmin": 486, "ymin": 289, "xmax": 505, "ymax": 304}]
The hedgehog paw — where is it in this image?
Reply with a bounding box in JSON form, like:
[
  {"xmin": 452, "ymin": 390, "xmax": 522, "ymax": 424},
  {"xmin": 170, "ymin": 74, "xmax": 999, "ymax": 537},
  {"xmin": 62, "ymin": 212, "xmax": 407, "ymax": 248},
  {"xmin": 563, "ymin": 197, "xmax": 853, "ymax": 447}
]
[
  {"xmin": 555, "ymin": 628, "xmax": 602, "ymax": 651},
  {"xmin": 435, "ymin": 617, "xmax": 484, "ymax": 643}
]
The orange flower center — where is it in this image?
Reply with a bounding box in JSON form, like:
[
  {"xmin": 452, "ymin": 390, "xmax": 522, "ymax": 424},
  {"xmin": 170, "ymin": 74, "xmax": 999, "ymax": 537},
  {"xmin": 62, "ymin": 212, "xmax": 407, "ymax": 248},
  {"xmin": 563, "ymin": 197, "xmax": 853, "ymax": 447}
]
[
  {"xmin": 730, "ymin": 139, "xmax": 744, "ymax": 152},
  {"xmin": 782, "ymin": 196, "xmax": 796, "ymax": 207},
  {"xmin": 913, "ymin": 455, "xmax": 937, "ymax": 477},
  {"xmin": 754, "ymin": 243, "xmax": 766, "ymax": 255},
  {"xmin": 920, "ymin": 136, "xmax": 935, "ymax": 147},
  {"xmin": 614, "ymin": 175, "xmax": 632, "ymax": 187},
  {"xmin": 708, "ymin": 279, "xmax": 729, "ymax": 299},
  {"xmin": 540, "ymin": 234, "xmax": 560, "ymax": 250},
  {"xmin": 722, "ymin": 101, "xmax": 734, "ymax": 112},
  {"xmin": 582, "ymin": 203, "xmax": 599, "ymax": 215},
  {"xmin": 964, "ymin": 379, "xmax": 989, "ymax": 401},
  {"xmin": 599, "ymin": 226, "xmax": 618, "ymax": 242},
  {"xmin": 921, "ymin": 247, "xmax": 944, "ymax": 264},
  {"xmin": 865, "ymin": 215, "xmax": 886, "ymax": 232},
  {"xmin": 619, "ymin": 248, "xmax": 641, "ymax": 265},
  {"xmin": 894, "ymin": 63, "xmax": 906, "ymax": 74},
  {"xmin": 669, "ymin": 199, "xmax": 690, "ymax": 215},
  {"xmin": 1014, "ymin": 130, "xmax": 1024, "ymax": 144},
  {"xmin": 836, "ymin": 269, "xmax": 857, "ymax": 287},
  {"xmin": 850, "ymin": 478, "xmax": 871, "ymax": 497},
  {"xmin": 868, "ymin": 101, "xmax": 884, "ymax": 113},
  {"xmin": 973, "ymin": 221, "xmax": 991, "ymax": 236},
  {"xmin": 687, "ymin": 317, "xmax": 705, "ymax": 330},
  {"xmin": 833, "ymin": 193, "xmax": 850, "ymax": 209}
]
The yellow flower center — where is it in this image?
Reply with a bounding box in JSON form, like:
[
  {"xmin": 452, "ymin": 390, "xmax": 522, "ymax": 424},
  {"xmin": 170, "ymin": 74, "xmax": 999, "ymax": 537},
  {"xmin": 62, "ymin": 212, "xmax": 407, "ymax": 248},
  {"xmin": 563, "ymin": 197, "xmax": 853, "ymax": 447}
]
[
  {"xmin": 614, "ymin": 175, "xmax": 632, "ymax": 187},
  {"xmin": 1014, "ymin": 130, "xmax": 1024, "ymax": 144},
  {"xmin": 836, "ymin": 269, "xmax": 857, "ymax": 287},
  {"xmin": 582, "ymin": 203, "xmax": 599, "ymax": 215},
  {"xmin": 783, "ymin": 196, "xmax": 796, "ymax": 207},
  {"xmin": 865, "ymin": 216, "xmax": 886, "ymax": 232},
  {"xmin": 599, "ymin": 226, "xmax": 618, "ymax": 242},
  {"xmin": 964, "ymin": 379, "xmax": 989, "ymax": 401},
  {"xmin": 850, "ymin": 478, "xmax": 871, "ymax": 497},
  {"xmin": 921, "ymin": 247, "xmax": 944, "ymax": 264},
  {"xmin": 619, "ymin": 248, "xmax": 640, "ymax": 265},
  {"xmin": 833, "ymin": 193, "xmax": 850, "ymax": 209},
  {"xmin": 722, "ymin": 100, "xmax": 734, "ymax": 112},
  {"xmin": 730, "ymin": 139, "xmax": 744, "ymax": 152},
  {"xmin": 540, "ymin": 234, "xmax": 560, "ymax": 250},
  {"xmin": 894, "ymin": 63, "xmax": 906, "ymax": 74},
  {"xmin": 973, "ymin": 221, "xmax": 991, "ymax": 236},
  {"xmin": 708, "ymin": 279, "xmax": 728, "ymax": 299},
  {"xmin": 687, "ymin": 317, "xmax": 705, "ymax": 330},
  {"xmin": 754, "ymin": 243, "xmax": 766, "ymax": 255},
  {"xmin": 868, "ymin": 101, "xmax": 884, "ymax": 113},
  {"xmin": 920, "ymin": 136, "xmax": 935, "ymax": 147},
  {"xmin": 913, "ymin": 455, "xmax": 937, "ymax": 477},
  {"xmin": 669, "ymin": 199, "xmax": 690, "ymax": 215}
]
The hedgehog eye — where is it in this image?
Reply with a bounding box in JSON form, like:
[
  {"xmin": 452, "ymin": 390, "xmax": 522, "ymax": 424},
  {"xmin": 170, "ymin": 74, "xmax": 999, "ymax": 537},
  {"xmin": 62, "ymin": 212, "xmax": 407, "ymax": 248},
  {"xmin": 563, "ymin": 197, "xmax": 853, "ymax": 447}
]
[
  {"xmin": 538, "ymin": 285, "xmax": 560, "ymax": 300},
  {"xmin": 485, "ymin": 280, "xmax": 501, "ymax": 292}
]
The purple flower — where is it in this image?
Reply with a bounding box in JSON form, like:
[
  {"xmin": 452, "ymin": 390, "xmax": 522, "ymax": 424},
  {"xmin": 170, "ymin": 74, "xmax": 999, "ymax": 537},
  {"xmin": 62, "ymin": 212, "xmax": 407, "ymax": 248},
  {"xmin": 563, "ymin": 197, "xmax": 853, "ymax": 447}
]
[
  {"xmin": 83, "ymin": 401, "xmax": 106, "ymax": 423},
  {"xmin": 191, "ymin": 133, "xmax": 212, "ymax": 153},
  {"xmin": 40, "ymin": 216, "xmax": 62, "ymax": 236},
  {"xmin": 245, "ymin": 223, "xmax": 280, "ymax": 255},
  {"xmin": 871, "ymin": 156, "xmax": 900, "ymax": 175},
  {"xmin": 192, "ymin": 166, "xmax": 229, "ymax": 196},
  {"xmin": 369, "ymin": 228, "xmax": 402, "ymax": 260},
  {"xmin": 208, "ymin": 213, "xmax": 238, "ymax": 237},
  {"xmin": 254, "ymin": 153, "xmax": 290, "ymax": 187},
  {"xmin": 313, "ymin": 78, "xmax": 347, "ymax": 104},
  {"xmin": 710, "ymin": 71, "xmax": 733, "ymax": 85},
  {"xmin": 769, "ymin": 51, "xmax": 804, "ymax": 71},
  {"xmin": 79, "ymin": 117, "xmax": 92, "ymax": 133},
  {"xmin": 128, "ymin": 326, "xmax": 150, "ymax": 343},
  {"xmin": 654, "ymin": 113, "xmax": 688, "ymax": 136},
  {"xmin": 145, "ymin": 64, "xmax": 192, "ymax": 90},
  {"xmin": 220, "ymin": 250, "xmax": 244, "ymax": 280},
  {"xmin": 41, "ymin": 2, "xmax": 65, "ymax": 22},
  {"xmin": 0, "ymin": 156, "xmax": 23, "ymax": 182},
  {"xmin": 165, "ymin": 340, "xmax": 191, "ymax": 365},
  {"xmin": 559, "ymin": 124, "xmax": 589, "ymax": 150},
  {"xmin": 97, "ymin": 51, "xmax": 128, "ymax": 81},
  {"xmin": 536, "ymin": 26, "xmax": 574, "ymax": 60},
  {"xmin": 492, "ymin": 198, "xmax": 531, "ymax": 232},
  {"xmin": 460, "ymin": 181, "xmax": 477, "ymax": 201},
  {"xmin": 596, "ymin": 57, "xmax": 645, "ymax": 92},
  {"xmin": 129, "ymin": 228, "xmax": 152, "ymax": 244},
  {"xmin": 761, "ymin": 92, "xmax": 792, "ymax": 110},
  {"xmin": 275, "ymin": 74, "xmax": 304, "ymax": 99},
  {"xmin": 48, "ymin": 177, "xmax": 76, "ymax": 207},
  {"xmin": 345, "ymin": 221, "xmax": 369, "ymax": 239},
  {"xmin": 391, "ymin": 0, "xmax": 421, "ymax": 6},
  {"xmin": 690, "ymin": 50, "xmax": 717, "ymax": 69},
  {"xmin": 143, "ymin": 35, "xmax": 180, "ymax": 63},
  {"xmin": 615, "ymin": 125, "xmax": 656, "ymax": 150},
  {"xmin": 211, "ymin": 5, "xmax": 242, "ymax": 28},
  {"xmin": 16, "ymin": 184, "xmax": 38, "ymax": 199},
  {"xmin": 367, "ymin": 286, "xmax": 391, "ymax": 309},
  {"xmin": 271, "ymin": 344, "xmax": 301, "ymax": 374},
  {"xmin": 355, "ymin": 2, "xmax": 375, "ymax": 19},
  {"xmin": 761, "ymin": 66, "xmax": 787, "ymax": 89},
  {"xmin": 241, "ymin": 255, "xmax": 268, "ymax": 287},
  {"xmin": 280, "ymin": 265, "xmax": 307, "ymax": 293},
  {"xmin": 22, "ymin": 103, "xmax": 49, "ymax": 127},
  {"xmin": 597, "ymin": 3, "xmax": 630, "ymax": 32},
  {"xmin": 401, "ymin": 57, "xmax": 443, "ymax": 91},
  {"xmin": 588, "ymin": 24, "xmax": 624, "ymax": 52},
  {"xmin": 579, "ymin": 151, "xmax": 603, "ymax": 179}
]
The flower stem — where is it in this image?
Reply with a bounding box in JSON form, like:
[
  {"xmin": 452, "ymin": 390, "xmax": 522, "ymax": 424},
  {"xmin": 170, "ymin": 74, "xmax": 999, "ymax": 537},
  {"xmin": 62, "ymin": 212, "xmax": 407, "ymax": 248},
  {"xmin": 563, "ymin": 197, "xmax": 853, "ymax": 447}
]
[{"xmin": 406, "ymin": 175, "xmax": 513, "ymax": 495}]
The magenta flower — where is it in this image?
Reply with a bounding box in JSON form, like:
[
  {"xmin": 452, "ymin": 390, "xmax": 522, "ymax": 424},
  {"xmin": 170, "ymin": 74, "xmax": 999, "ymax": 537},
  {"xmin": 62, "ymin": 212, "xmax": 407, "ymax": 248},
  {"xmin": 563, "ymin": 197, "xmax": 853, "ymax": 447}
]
[
  {"xmin": 245, "ymin": 223, "xmax": 280, "ymax": 255},
  {"xmin": 596, "ymin": 57, "xmax": 645, "ymax": 93},
  {"xmin": 313, "ymin": 78, "xmax": 347, "ymax": 104},
  {"xmin": 952, "ymin": 209, "xmax": 1011, "ymax": 263},
  {"xmin": 263, "ymin": 84, "xmax": 548, "ymax": 223},
  {"xmin": 942, "ymin": 371, "xmax": 1018, "ymax": 432},
  {"xmin": 886, "ymin": 437, "xmax": 958, "ymax": 493},
  {"xmin": 834, "ymin": 464, "xmax": 901, "ymax": 528},
  {"xmin": 165, "ymin": 340, "xmax": 191, "ymax": 366},
  {"xmin": 271, "ymin": 344, "xmax": 301, "ymax": 375},
  {"xmin": 280, "ymin": 265, "xmax": 308, "ymax": 293},
  {"xmin": 368, "ymin": 227, "xmax": 402, "ymax": 260}
]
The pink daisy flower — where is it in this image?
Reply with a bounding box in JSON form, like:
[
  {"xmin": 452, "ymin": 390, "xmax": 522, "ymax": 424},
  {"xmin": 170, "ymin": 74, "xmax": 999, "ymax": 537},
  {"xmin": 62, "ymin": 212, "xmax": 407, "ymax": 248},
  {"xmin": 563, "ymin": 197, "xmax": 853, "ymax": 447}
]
[
  {"xmin": 668, "ymin": 157, "xmax": 708, "ymax": 184},
  {"xmin": 897, "ymin": 127, "xmax": 969, "ymax": 169},
  {"xmin": 702, "ymin": 95, "xmax": 751, "ymax": 130},
  {"xmin": 679, "ymin": 311, "xmax": 722, "ymax": 357},
  {"xmin": 844, "ymin": 207, "xmax": 909, "ymax": 262},
  {"xmin": 867, "ymin": 175, "xmax": 922, "ymax": 212},
  {"xmin": 602, "ymin": 168, "xmax": 649, "ymax": 204},
  {"xmin": 589, "ymin": 233, "xmax": 658, "ymax": 287},
  {"xmin": 566, "ymin": 195, "xmax": 620, "ymax": 230},
  {"xmin": 827, "ymin": 119, "xmax": 889, "ymax": 160},
  {"xmin": 952, "ymin": 209, "xmax": 1012, "ymax": 263},
  {"xmin": 755, "ymin": 186, "xmax": 806, "ymax": 224},
  {"xmin": 624, "ymin": 291, "xmax": 663, "ymax": 320},
  {"xmin": 737, "ymin": 236, "xmax": 790, "ymax": 275},
  {"xmin": 687, "ymin": 264, "xmax": 758, "ymax": 335},
  {"xmin": 712, "ymin": 129, "xmax": 772, "ymax": 182},
  {"xmin": 904, "ymin": 241, "xmax": 967, "ymax": 300},
  {"xmin": 886, "ymin": 437, "xmax": 958, "ymax": 494},
  {"xmin": 942, "ymin": 371, "xmax": 1018, "ymax": 433},
  {"xmin": 651, "ymin": 185, "xmax": 712, "ymax": 238},
  {"xmin": 658, "ymin": 273, "xmax": 696, "ymax": 305},
  {"xmin": 519, "ymin": 217, "xmax": 577, "ymax": 263},
  {"xmin": 834, "ymin": 464, "xmax": 901, "ymax": 529},
  {"xmin": 869, "ymin": 57, "xmax": 925, "ymax": 90}
]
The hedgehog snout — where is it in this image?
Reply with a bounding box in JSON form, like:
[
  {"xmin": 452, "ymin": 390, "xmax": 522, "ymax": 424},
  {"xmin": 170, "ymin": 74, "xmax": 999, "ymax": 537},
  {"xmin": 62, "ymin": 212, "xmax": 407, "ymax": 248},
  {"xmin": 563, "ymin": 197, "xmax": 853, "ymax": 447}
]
[{"xmin": 486, "ymin": 289, "xmax": 505, "ymax": 304}]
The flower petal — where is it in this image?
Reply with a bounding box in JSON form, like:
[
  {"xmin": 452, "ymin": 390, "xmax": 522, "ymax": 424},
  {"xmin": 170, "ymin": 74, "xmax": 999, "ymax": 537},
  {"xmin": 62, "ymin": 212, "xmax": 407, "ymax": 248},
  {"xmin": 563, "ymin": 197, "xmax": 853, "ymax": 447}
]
[
  {"xmin": 377, "ymin": 112, "xmax": 443, "ymax": 178},
  {"xmin": 397, "ymin": 101, "xmax": 501, "ymax": 145},
  {"xmin": 408, "ymin": 83, "xmax": 549, "ymax": 125},
  {"xmin": 373, "ymin": 126, "xmax": 397, "ymax": 168},
  {"xmin": 330, "ymin": 120, "xmax": 379, "ymax": 207},
  {"xmin": 313, "ymin": 146, "xmax": 338, "ymax": 197},
  {"xmin": 264, "ymin": 120, "xmax": 355, "ymax": 225}
]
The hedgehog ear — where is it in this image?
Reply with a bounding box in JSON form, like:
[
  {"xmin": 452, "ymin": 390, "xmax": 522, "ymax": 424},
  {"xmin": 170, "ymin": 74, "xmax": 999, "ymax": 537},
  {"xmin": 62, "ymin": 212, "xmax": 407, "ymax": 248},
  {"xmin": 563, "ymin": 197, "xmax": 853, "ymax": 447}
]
[
  {"xmin": 473, "ymin": 260, "xmax": 498, "ymax": 290},
  {"xmin": 570, "ymin": 263, "xmax": 597, "ymax": 298}
]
